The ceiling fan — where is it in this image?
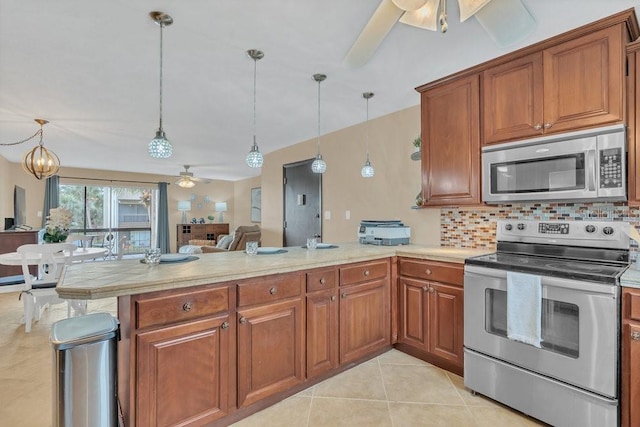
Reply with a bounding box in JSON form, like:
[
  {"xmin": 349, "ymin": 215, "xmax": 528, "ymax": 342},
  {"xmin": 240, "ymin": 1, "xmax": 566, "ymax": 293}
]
[
  {"xmin": 175, "ymin": 165, "xmax": 211, "ymax": 188},
  {"xmin": 343, "ymin": 0, "xmax": 536, "ymax": 68}
]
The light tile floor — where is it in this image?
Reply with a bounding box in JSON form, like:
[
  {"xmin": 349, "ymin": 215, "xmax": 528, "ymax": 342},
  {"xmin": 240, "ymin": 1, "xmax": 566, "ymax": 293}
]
[{"xmin": 0, "ymin": 292, "xmax": 546, "ymax": 426}]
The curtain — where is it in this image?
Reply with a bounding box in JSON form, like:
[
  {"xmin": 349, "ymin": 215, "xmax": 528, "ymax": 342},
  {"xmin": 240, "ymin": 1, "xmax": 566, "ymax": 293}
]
[
  {"xmin": 157, "ymin": 182, "xmax": 170, "ymax": 253},
  {"xmin": 41, "ymin": 175, "xmax": 60, "ymax": 228}
]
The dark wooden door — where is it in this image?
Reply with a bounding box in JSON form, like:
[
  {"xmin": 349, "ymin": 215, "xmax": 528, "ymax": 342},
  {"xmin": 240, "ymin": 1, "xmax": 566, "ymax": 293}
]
[
  {"xmin": 398, "ymin": 277, "xmax": 428, "ymax": 351},
  {"xmin": 543, "ymin": 25, "xmax": 623, "ymax": 133},
  {"xmin": 306, "ymin": 288, "xmax": 339, "ymax": 378},
  {"xmin": 283, "ymin": 159, "xmax": 322, "ymax": 246},
  {"xmin": 339, "ymin": 279, "xmax": 390, "ymax": 364},
  {"xmin": 237, "ymin": 297, "xmax": 304, "ymax": 407},
  {"xmin": 428, "ymin": 282, "xmax": 464, "ymax": 366},
  {"xmin": 421, "ymin": 74, "xmax": 480, "ymax": 206},
  {"xmin": 136, "ymin": 315, "xmax": 231, "ymax": 427}
]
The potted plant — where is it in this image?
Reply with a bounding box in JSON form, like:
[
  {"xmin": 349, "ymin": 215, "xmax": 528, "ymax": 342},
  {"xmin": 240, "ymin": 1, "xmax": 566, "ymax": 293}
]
[
  {"xmin": 207, "ymin": 214, "xmax": 215, "ymax": 223},
  {"xmin": 43, "ymin": 207, "xmax": 72, "ymax": 243},
  {"xmin": 412, "ymin": 136, "xmax": 421, "ymax": 152}
]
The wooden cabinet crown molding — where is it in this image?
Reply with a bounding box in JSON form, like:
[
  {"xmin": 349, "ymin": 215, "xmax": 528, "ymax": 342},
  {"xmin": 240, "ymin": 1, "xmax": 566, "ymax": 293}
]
[{"xmin": 415, "ymin": 8, "xmax": 638, "ymax": 94}]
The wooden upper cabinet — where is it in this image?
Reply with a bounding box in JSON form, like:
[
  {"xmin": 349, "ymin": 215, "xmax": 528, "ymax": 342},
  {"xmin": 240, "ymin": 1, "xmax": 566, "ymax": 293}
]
[
  {"xmin": 483, "ymin": 25, "xmax": 624, "ymax": 145},
  {"xmin": 421, "ymin": 74, "xmax": 480, "ymax": 206},
  {"xmin": 627, "ymin": 40, "xmax": 640, "ymax": 204},
  {"xmin": 483, "ymin": 53, "xmax": 544, "ymax": 144}
]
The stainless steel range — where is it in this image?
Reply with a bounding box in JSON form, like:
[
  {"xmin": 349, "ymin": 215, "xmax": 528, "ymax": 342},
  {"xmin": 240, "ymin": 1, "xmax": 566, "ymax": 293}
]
[{"xmin": 464, "ymin": 220, "xmax": 630, "ymax": 427}]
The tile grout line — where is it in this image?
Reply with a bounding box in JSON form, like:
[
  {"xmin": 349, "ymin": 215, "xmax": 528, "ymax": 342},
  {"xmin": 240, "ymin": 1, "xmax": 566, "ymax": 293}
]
[
  {"xmin": 376, "ymin": 355, "xmax": 394, "ymax": 427},
  {"xmin": 445, "ymin": 371, "xmax": 477, "ymax": 422}
]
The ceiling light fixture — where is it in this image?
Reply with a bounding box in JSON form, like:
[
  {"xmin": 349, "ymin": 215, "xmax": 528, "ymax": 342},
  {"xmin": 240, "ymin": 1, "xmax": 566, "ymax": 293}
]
[
  {"xmin": 148, "ymin": 11, "xmax": 173, "ymax": 159},
  {"xmin": 0, "ymin": 118, "xmax": 60, "ymax": 180},
  {"xmin": 311, "ymin": 74, "xmax": 327, "ymax": 174},
  {"xmin": 400, "ymin": 0, "xmax": 492, "ymax": 33},
  {"xmin": 361, "ymin": 92, "xmax": 375, "ymax": 178},
  {"xmin": 246, "ymin": 49, "xmax": 265, "ymax": 168}
]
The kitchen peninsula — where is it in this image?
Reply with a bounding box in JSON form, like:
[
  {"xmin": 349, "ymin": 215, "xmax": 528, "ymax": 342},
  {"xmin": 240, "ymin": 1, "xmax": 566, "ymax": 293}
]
[{"xmin": 58, "ymin": 243, "xmax": 488, "ymax": 426}]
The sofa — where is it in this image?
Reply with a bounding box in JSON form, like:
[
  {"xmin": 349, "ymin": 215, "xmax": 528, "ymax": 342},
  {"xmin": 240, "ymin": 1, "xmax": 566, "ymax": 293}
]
[{"xmin": 201, "ymin": 225, "xmax": 261, "ymax": 253}]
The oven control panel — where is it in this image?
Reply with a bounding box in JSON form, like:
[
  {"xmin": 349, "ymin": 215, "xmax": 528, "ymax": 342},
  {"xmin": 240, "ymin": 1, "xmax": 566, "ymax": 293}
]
[{"xmin": 538, "ymin": 223, "xmax": 569, "ymax": 234}]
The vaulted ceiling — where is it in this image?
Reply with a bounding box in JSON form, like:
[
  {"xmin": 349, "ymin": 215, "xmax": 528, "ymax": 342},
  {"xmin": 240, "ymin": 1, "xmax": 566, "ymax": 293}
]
[{"xmin": 0, "ymin": 1, "xmax": 637, "ymax": 181}]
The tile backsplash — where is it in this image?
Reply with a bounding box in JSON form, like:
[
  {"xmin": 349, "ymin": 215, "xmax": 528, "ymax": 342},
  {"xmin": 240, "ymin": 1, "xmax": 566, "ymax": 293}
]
[{"xmin": 441, "ymin": 202, "xmax": 640, "ymax": 257}]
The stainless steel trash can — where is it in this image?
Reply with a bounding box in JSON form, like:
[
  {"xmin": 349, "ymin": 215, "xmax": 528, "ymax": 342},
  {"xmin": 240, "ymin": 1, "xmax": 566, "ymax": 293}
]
[{"xmin": 50, "ymin": 312, "xmax": 120, "ymax": 427}]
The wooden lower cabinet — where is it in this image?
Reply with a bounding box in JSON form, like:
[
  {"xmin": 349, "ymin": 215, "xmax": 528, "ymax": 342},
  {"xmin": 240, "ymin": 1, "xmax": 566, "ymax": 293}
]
[
  {"xmin": 306, "ymin": 288, "xmax": 339, "ymax": 378},
  {"xmin": 136, "ymin": 314, "xmax": 232, "ymax": 427},
  {"xmin": 622, "ymin": 287, "xmax": 640, "ymax": 427},
  {"xmin": 398, "ymin": 258, "xmax": 464, "ymax": 375},
  {"xmin": 237, "ymin": 297, "xmax": 304, "ymax": 408}
]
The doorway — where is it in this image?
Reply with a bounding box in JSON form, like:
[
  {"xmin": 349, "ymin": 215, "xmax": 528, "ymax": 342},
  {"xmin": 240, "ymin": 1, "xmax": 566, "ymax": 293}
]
[{"xmin": 283, "ymin": 159, "xmax": 322, "ymax": 246}]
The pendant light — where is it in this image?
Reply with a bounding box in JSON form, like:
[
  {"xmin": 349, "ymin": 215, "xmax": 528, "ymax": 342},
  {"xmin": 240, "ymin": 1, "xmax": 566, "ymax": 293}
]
[
  {"xmin": 311, "ymin": 74, "xmax": 327, "ymax": 174},
  {"xmin": 246, "ymin": 49, "xmax": 264, "ymax": 168},
  {"xmin": 0, "ymin": 118, "xmax": 60, "ymax": 180},
  {"xmin": 148, "ymin": 11, "xmax": 173, "ymax": 159},
  {"xmin": 361, "ymin": 92, "xmax": 375, "ymax": 178}
]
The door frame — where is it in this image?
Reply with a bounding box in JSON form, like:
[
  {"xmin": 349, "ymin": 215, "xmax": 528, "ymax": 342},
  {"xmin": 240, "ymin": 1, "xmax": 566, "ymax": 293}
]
[{"xmin": 282, "ymin": 158, "xmax": 322, "ymax": 247}]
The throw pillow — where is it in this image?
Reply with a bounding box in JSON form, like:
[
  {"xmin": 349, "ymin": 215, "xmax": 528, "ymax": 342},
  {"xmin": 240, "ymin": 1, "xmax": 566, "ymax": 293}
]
[
  {"xmin": 216, "ymin": 235, "xmax": 229, "ymax": 248},
  {"xmin": 217, "ymin": 234, "xmax": 234, "ymax": 250}
]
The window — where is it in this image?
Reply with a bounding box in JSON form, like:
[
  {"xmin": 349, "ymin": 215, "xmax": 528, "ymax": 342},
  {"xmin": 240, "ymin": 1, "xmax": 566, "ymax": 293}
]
[{"xmin": 60, "ymin": 184, "xmax": 156, "ymax": 258}]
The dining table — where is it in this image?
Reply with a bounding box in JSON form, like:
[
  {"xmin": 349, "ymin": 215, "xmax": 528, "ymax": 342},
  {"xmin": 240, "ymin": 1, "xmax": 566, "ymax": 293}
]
[{"xmin": 0, "ymin": 247, "xmax": 109, "ymax": 266}]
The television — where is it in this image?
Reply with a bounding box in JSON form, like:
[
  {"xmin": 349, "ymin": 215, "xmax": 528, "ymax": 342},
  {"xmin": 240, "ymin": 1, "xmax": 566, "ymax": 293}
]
[{"xmin": 13, "ymin": 186, "xmax": 26, "ymax": 227}]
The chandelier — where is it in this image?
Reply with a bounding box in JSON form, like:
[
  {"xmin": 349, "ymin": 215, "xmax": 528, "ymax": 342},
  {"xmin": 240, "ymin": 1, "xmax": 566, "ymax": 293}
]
[{"xmin": 0, "ymin": 118, "xmax": 60, "ymax": 180}]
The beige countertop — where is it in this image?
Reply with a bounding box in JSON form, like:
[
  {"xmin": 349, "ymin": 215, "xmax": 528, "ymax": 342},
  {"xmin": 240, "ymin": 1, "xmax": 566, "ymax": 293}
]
[
  {"xmin": 621, "ymin": 262, "xmax": 640, "ymax": 289},
  {"xmin": 57, "ymin": 242, "xmax": 492, "ymax": 300}
]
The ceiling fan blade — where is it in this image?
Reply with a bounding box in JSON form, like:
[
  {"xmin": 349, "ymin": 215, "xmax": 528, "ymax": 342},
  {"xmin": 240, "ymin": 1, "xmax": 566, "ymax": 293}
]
[
  {"xmin": 343, "ymin": 0, "xmax": 404, "ymax": 68},
  {"xmin": 474, "ymin": 0, "xmax": 536, "ymax": 47},
  {"xmin": 458, "ymin": 0, "xmax": 493, "ymax": 22},
  {"xmin": 191, "ymin": 176, "xmax": 211, "ymax": 184},
  {"xmin": 399, "ymin": 0, "xmax": 439, "ymax": 30}
]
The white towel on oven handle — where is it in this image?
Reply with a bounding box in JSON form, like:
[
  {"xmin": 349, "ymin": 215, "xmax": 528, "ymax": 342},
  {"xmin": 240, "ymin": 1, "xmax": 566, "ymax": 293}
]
[{"xmin": 507, "ymin": 271, "xmax": 542, "ymax": 348}]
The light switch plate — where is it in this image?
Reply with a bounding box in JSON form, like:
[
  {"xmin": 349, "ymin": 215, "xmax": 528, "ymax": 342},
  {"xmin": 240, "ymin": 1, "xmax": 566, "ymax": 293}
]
[{"xmin": 324, "ymin": 211, "xmax": 331, "ymax": 220}]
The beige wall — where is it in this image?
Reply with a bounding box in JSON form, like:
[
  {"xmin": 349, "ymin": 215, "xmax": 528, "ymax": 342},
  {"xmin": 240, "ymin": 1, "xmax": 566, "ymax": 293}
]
[
  {"xmin": 2, "ymin": 104, "xmax": 442, "ymax": 250},
  {"xmin": 260, "ymin": 105, "xmax": 440, "ymax": 247}
]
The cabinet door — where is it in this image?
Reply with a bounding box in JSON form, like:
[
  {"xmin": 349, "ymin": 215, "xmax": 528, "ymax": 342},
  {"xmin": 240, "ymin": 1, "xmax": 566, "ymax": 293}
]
[
  {"xmin": 136, "ymin": 315, "xmax": 231, "ymax": 427},
  {"xmin": 421, "ymin": 74, "xmax": 480, "ymax": 206},
  {"xmin": 237, "ymin": 298, "xmax": 304, "ymax": 408},
  {"xmin": 623, "ymin": 322, "xmax": 640, "ymax": 427},
  {"xmin": 628, "ymin": 42, "xmax": 640, "ymax": 204},
  {"xmin": 398, "ymin": 277, "xmax": 428, "ymax": 351},
  {"xmin": 339, "ymin": 279, "xmax": 390, "ymax": 364},
  {"xmin": 543, "ymin": 25, "xmax": 623, "ymax": 133},
  {"xmin": 483, "ymin": 53, "xmax": 544, "ymax": 144},
  {"xmin": 428, "ymin": 283, "xmax": 464, "ymax": 366},
  {"xmin": 306, "ymin": 289, "xmax": 339, "ymax": 379}
]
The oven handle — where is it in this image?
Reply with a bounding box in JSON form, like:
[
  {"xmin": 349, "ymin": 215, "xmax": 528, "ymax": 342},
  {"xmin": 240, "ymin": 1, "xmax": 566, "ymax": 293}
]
[
  {"xmin": 586, "ymin": 149, "xmax": 596, "ymax": 192},
  {"xmin": 464, "ymin": 265, "xmax": 619, "ymax": 296}
]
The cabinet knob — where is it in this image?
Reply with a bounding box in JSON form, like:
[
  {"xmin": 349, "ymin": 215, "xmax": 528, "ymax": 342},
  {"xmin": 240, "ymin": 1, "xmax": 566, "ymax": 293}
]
[
  {"xmin": 320, "ymin": 278, "xmax": 326, "ymax": 285},
  {"xmin": 269, "ymin": 287, "xmax": 277, "ymax": 295},
  {"xmin": 533, "ymin": 124, "xmax": 542, "ymax": 130},
  {"xmin": 221, "ymin": 321, "xmax": 230, "ymax": 330},
  {"xmin": 331, "ymin": 295, "xmax": 337, "ymax": 302},
  {"xmin": 182, "ymin": 302, "xmax": 192, "ymax": 312},
  {"xmin": 544, "ymin": 123, "xmax": 552, "ymax": 129},
  {"xmin": 428, "ymin": 287, "xmax": 435, "ymax": 294},
  {"xmin": 425, "ymin": 269, "xmax": 432, "ymax": 275},
  {"xmin": 239, "ymin": 316, "xmax": 247, "ymax": 324},
  {"xmin": 342, "ymin": 292, "xmax": 347, "ymax": 299},
  {"xmin": 423, "ymin": 286, "xmax": 429, "ymax": 292},
  {"xmin": 363, "ymin": 269, "xmax": 370, "ymax": 277},
  {"xmin": 632, "ymin": 331, "xmax": 640, "ymax": 341}
]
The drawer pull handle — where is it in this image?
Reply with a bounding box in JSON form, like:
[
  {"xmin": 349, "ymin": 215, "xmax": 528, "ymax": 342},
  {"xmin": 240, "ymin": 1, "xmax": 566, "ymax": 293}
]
[
  {"xmin": 269, "ymin": 287, "xmax": 277, "ymax": 295},
  {"xmin": 331, "ymin": 295, "xmax": 337, "ymax": 302},
  {"xmin": 239, "ymin": 316, "xmax": 247, "ymax": 324},
  {"xmin": 342, "ymin": 292, "xmax": 347, "ymax": 299},
  {"xmin": 425, "ymin": 269, "xmax": 432, "ymax": 275},
  {"xmin": 182, "ymin": 302, "xmax": 192, "ymax": 312},
  {"xmin": 320, "ymin": 278, "xmax": 326, "ymax": 285},
  {"xmin": 428, "ymin": 287, "xmax": 435, "ymax": 294},
  {"xmin": 221, "ymin": 321, "xmax": 230, "ymax": 330},
  {"xmin": 632, "ymin": 331, "xmax": 640, "ymax": 341},
  {"xmin": 363, "ymin": 269, "xmax": 370, "ymax": 277}
]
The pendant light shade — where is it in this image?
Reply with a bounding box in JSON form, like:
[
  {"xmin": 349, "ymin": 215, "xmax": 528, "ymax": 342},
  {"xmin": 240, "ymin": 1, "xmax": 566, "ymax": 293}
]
[
  {"xmin": 246, "ymin": 49, "xmax": 264, "ymax": 168},
  {"xmin": 361, "ymin": 92, "xmax": 375, "ymax": 178},
  {"xmin": 311, "ymin": 74, "xmax": 327, "ymax": 174},
  {"xmin": 148, "ymin": 11, "xmax": 173, "ymax": 159}
]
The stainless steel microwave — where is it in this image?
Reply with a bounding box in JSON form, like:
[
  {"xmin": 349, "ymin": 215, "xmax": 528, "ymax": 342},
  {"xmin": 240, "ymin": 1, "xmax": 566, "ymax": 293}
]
[{"xmin": 482, "ymin": 125, "xmax": 627, "ymax": 203}]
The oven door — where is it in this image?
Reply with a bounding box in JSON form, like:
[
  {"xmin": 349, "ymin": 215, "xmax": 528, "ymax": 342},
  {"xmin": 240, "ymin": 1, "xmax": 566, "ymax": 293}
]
[{"xmin": 464, "ymin": 264, "xmax": 619, "ymax": 398}]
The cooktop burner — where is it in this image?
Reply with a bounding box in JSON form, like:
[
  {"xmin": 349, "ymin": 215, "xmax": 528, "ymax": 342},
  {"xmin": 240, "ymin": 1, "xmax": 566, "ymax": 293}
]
[{"xmin": 466, "ymin": 252, "xmax": 628, "ymax": 284}]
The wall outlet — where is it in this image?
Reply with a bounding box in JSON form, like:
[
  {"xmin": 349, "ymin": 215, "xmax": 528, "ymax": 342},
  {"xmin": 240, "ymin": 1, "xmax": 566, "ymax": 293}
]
[
  {"xmin": 37, "ymin": 211, "xmax": 42, "ymax": 218},
  {"xmin": 324, "ymin": 210, "xmax": 331, "ymax": 220},
  {"xmin": 345, "ymin": 210, "xmax": 351, "ymax": 220}
]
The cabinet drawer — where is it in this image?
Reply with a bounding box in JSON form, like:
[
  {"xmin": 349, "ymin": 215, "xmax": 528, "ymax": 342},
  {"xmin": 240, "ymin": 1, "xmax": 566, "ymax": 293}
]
[
  {"xmin": 340, "ymin": 260, "xmax": 388, "ymax": 286},
  {"xmin": 306, "ymin": 268, "xmax": 338, "ymax": 293},
  {"xmin": 238, "ymin": 274, "xmax": 302, "ymax": 307},
  {"xmin": 399, "ymin": 258, "xmax": 463, "ymax": 285},
  {"xmin": 629, "ymin": 292, "xmax": 640, "ymax": 322},
  {"xmin": 136, "ymin": 287, "xmax": 229, "ymax": 329}
]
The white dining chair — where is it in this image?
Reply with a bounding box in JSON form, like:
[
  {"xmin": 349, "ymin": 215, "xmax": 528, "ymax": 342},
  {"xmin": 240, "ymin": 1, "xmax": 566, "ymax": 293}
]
[
  {"xmin": 68, "ymin": 234, "xmax": 95, "ymax": 251},
  {"xmin": 17, "ymin": 243, "xmax": 87, "ymax": 333}
]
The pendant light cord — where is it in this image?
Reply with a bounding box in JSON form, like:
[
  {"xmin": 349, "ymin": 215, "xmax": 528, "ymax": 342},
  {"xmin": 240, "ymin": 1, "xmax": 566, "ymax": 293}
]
[
  {"xmin": 365, "ymin": 97, "xmax": 370, "ymax": 162},
  {"xmin": 317, "ymin": 79, "xmax": 321, "ymax": 155},
  {"xmin": 253, "ymin": 57, "xmax": 257, "ymax": 145},
  {"xmin": 158, "ymin": 22, "xmax": 164, "ymax": 130}
]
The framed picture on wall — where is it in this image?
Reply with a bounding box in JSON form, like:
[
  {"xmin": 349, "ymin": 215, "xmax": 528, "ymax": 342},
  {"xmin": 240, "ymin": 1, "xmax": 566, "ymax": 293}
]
[{"xmin": 251, "ymin": 187, "xmax": 261, "ymax": 223}]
